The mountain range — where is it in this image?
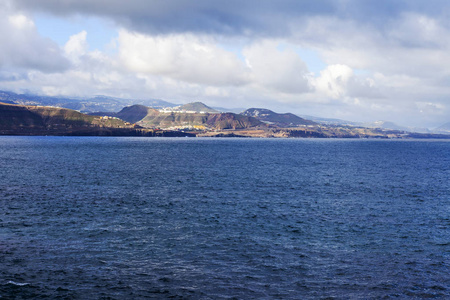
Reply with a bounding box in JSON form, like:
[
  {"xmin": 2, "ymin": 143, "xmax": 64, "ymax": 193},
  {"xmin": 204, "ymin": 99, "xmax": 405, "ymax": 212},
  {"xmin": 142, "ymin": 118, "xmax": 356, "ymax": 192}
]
[
  {"xmin": 0, "ymin": 90, "xmax": 448, "ymax": 134},
  {"xmin": 0, "ymin": 90, "xmax": 176, "ymax": 113}
]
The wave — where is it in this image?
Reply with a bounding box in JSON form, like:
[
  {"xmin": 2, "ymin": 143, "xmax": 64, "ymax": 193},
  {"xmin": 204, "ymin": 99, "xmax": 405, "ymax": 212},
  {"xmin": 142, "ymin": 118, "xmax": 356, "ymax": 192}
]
[{"xmin": 6, "ymin": 281, "xmax": 30, "ymax": 286}]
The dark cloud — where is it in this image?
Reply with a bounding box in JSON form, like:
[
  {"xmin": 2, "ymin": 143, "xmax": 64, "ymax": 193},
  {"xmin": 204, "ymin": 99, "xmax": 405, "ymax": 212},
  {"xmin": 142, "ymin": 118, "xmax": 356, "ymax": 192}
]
[
  {"xmin": 13, "ymin": 0, "xmax": 450, "ymax": 37},
  {"xmin": 12, "ymin": 0, "xmax": 338, "ymax": 36},
  {"xmin": 338, "ymin": 0, "xmax": 450, "ymax": 33}
]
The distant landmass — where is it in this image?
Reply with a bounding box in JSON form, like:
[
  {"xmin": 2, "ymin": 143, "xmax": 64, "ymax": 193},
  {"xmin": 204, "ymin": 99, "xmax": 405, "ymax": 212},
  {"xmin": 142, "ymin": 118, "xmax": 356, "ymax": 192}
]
[
  {"xmin": 0, "ymin": 90, "xmax": 449, "ymax": 138},
  {"xmin": 242, "ymin": 108, "xmax": 316, "ymax": 127},
  {"xmin": 212, "ymin": 106, "xmax": 245, "ymax": 113},
  {"xmin": 2, "ymin": 101, "xmax": 449, "ymax": 139},
  {"xmin": 435, "ymin": 122, "xmax": 450, "ymax": 133},
  {"xmin": 301, "ymin": 115, "xmax": 436, "ymax": 134},
  {"xmin": 360, "ymin": 121, "xmax": 431, "ymax": 134},
  {"xmin": 0, "ymin": 90, "xmax": 177, "ymax": 113},
  {"xmin": 299, "ymin": 115, "xmax": 361, "ymax": 126}
]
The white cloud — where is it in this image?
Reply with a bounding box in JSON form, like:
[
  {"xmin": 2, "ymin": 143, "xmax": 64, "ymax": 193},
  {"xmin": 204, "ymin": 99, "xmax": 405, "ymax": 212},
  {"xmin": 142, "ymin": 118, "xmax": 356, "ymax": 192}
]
[
  {"xmin": 299, "ymin": 13, "xmax": 450, "ymax": 79},
  {"xmin": 243, "ymin": 41, "xmax": 311, "ymax": 94},
  {"xmin": 9, "ymin": 14, "xmax": 34, "ymax": 29},
  {"xmin": 64, "ymin": 31, "xmax": 89, "ymax": 62},
  {"xmin": 313, "ymin": 64, "xmax": 353, "ymax": 99},
  {"xmin": 0, "ymin": 5, "xmax": 69, "ymax": 73},
  {"xmin": 117, "ymin": 30, "xmax": 249, "ymax": 86},
  {"xmin": 416, "ymin": 101, "xmax": 446, "ymax": 114}
]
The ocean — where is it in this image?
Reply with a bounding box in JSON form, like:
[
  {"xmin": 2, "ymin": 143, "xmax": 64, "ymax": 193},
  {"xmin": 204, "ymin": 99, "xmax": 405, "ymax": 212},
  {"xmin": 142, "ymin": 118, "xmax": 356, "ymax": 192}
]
[{"xmin": 0, "ymin": 137, "xmax": 449, "ymax": 299}]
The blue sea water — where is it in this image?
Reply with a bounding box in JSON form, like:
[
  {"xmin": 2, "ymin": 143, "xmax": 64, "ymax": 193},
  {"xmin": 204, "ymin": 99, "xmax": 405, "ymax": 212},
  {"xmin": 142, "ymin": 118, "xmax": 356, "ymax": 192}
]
[{"xmin": 0, "ymin": 137, "xmax": 449, "ymax": 299}]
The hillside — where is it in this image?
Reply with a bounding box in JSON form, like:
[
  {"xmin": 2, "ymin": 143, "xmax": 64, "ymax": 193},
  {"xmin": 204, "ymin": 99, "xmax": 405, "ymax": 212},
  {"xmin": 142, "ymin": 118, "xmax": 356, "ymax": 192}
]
[
  {"xmin": 115, "ymin": 105, "xmax": 155, "ymax": 123},
  {"xmin": 138, "ymin": 109, "xmax": 263, "ymax": 130},
  {"xmin": 204, "ymin": 113, "xmax": 262, "ymax": 129},
  {"xmin": 176, "ymin": 102, "xmax": 219, "ymax": 113},
  {"xmin": 90, "ymin": 104, "xmax": 157, "ymax": 124},
  {"xmin": 0, "ymin": 102, "xmax": 197, "ymax": 137},
  {"xmin": 92, "ymin": 104, "xmax": 263, "ymax": 130},
  {"xmin": 0, "ymin": 102, "xmax": 132, "ymax": 134},
  {"xmin": 241, "ymin": 108, "xmax": 316, "ymax": 127},
  {"xmin": 0, "ymin": 102, "xmax": 45, "ymax": 129},
  {"xmin": 435, "ymin": 122, "xmax": 450, "ymax": 133}
]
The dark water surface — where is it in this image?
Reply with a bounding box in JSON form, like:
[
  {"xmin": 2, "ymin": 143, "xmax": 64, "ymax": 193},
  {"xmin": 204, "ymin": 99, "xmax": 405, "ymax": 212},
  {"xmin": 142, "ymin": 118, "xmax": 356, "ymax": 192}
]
[{"xmin": 0, "ymin": 137, "xmax": 449, "ymax": 299}]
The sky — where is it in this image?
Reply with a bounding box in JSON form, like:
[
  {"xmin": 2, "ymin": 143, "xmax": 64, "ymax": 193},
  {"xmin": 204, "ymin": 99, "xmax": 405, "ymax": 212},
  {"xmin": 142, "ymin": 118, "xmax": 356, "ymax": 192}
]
[{"xmin": 1, "ymin": 0, "xmax": 450, "ymax": 128}]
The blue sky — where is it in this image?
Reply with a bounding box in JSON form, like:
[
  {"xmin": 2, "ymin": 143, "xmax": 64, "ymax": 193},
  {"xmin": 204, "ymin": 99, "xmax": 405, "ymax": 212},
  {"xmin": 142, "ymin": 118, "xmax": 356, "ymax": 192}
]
[
  {"xmin": 1, "ymin": 0, "xmax": 450, "ymax": 128},
  {"xmin": 34, "ymin": 14, "xmax": 116, "ymax": 52}
]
